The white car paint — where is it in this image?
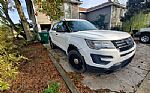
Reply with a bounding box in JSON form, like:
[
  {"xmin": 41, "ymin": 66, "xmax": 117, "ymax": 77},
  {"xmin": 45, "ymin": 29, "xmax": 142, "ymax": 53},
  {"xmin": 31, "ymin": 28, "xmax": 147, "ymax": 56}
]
[{"xmin": 49, "ymin": 19, "xmax": 136, "ymax": 70}]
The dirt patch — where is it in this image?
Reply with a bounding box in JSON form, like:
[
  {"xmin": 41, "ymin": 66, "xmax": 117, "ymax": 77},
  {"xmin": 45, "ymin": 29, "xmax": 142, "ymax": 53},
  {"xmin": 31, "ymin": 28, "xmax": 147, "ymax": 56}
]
[{"xmin": 2, "ymin": 43, "xmax": 70, "ymax": 93}]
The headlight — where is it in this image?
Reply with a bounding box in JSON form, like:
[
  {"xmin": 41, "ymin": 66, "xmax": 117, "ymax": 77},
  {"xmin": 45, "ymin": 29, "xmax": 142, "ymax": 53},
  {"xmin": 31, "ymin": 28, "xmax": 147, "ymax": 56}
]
[{"xmin": 85, "ymin": 39, "xmax": 115, "ymax": 50}]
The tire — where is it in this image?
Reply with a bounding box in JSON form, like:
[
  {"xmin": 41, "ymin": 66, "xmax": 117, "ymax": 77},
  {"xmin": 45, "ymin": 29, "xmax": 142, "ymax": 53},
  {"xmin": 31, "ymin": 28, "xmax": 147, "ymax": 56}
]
[
  {"xmin": 68, "ymin": 50, "xmax": 86, "ymax": 73},
  {"xmin": 140, "ymin": 33, "xmax": 150, "ymax": 44},
  {"xmin": 49, "ymin": 38, "xmax": 56, "ymax": 49}
]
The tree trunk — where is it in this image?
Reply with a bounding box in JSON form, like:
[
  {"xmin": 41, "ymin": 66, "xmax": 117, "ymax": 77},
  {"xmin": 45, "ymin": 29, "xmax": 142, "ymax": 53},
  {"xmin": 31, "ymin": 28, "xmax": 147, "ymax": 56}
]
[
  {"xmin": 2, "ymin": 12, "xmax": 27, "ymax": 39},
  {"xmin": 14, "ymin": 0, "xmax": 33, "ymax": 41},
  {"xmin": 1, "ymin": 0, "xmax": 26, "ymax": 39}
]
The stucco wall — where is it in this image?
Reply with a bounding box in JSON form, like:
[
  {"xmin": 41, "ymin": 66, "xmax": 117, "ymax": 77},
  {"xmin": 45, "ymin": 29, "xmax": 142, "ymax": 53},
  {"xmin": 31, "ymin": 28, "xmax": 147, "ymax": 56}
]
[
  {"xmin": 36, "ymin": 11, "xmax": 51, "ymax": 24},
  {"xmin": 86, "ymin": 6, "xmax": 111, "ymax": 29},
  {"xmin": 71, "ymin": 4, "xmax": 79, "ymax": 19},
  {"xmin": 79, "ymin": 12, "xmax": 87, "ymax": 19},
  {"xmin": 111, "ymin": 6, "xmax": 126, "ymax": 28}
]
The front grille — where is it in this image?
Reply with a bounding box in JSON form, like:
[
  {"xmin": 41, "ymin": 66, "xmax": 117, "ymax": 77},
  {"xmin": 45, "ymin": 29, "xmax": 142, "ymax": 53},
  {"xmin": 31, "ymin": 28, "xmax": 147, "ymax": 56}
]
[{"xmin": 112, "ymin": 37, "xmax": 134, "ymax": 52}]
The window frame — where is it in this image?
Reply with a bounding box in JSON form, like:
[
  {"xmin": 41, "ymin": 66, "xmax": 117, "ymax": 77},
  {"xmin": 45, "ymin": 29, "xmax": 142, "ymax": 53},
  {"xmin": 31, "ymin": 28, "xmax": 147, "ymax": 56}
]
[
  {"xmin": 52, "ymin": 21, "xmax": 69, "ymax": 32},
  {"xmin": 52, "ymin": 23, "xmax": 58, "ymax": 31}
]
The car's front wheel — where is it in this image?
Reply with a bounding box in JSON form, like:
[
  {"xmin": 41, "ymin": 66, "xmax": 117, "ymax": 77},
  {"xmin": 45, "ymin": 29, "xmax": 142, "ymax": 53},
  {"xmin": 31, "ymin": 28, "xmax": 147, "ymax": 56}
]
[
  {"xmin": 68, "ymin": 50, "xmax": 86, "ymax": 73},
  {"xmin": 140, "ymin": 33, "xmax": 150, "ymax": 44}
]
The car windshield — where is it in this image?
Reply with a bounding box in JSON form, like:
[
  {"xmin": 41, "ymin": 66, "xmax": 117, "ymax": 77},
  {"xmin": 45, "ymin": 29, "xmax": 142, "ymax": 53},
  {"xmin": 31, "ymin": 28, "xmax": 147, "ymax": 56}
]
[{"xmin": 65, "ymin": 20, "xmax": 98, "ymax": 32}]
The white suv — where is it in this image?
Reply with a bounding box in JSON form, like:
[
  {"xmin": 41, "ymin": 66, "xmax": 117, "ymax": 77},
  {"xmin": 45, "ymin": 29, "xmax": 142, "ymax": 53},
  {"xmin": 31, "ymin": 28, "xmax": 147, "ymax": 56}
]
[{"xmin": 49, "ymin": 19, "xmax": 136, "ymax": 73}]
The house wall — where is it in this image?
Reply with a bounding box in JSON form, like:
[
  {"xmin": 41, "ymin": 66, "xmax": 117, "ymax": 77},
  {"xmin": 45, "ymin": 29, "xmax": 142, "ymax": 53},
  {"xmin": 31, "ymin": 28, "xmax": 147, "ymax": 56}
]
[
  {"xmin": 71, "ymin": 4, "xmax": 79, "ymax": 19},
  {"xmin": 86, "ymin": 6, "xmax": 112, "ymax": 29},
  {"xmin": 111, "ymin": 5, "xmax": 126, "ymax": 28},
  {"xmin": 26, "ymin": 0, "xmax": 81, "ymax": 32},
  {"xmin": 80, "ymin": 4, "xmax": 126, "ymax": 29},
  {"xmin": 30, "ymin": 5, "xmax": 51, "ymax": 32},
  {"xmin": 64, "ymin": 2, "xmax": 72, "ymax": 19},
  {"xmin": 79, "ymin": 12, "xmax": 87, "ymax": 19},
  {"xmin": 25, "ymin": 0, "xmax": 41, "ymax": 32},
  {"xmin": 36, "ymin": 11, "xmax": 51, "ymax": 24},
  {"xmin": 64, "ymin": 2, "xmax": 80, "ymax": 19}
]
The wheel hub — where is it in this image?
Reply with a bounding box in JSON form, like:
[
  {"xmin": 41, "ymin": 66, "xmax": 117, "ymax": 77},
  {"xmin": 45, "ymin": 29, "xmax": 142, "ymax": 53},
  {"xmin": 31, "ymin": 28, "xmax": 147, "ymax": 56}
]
[
  {"xmin": 141, "ymin": 36, "xmax": 149, "ymax": 42},
  {"xmin": 74, "ymin": 59, "xmax": 79, "ymax": 64}
]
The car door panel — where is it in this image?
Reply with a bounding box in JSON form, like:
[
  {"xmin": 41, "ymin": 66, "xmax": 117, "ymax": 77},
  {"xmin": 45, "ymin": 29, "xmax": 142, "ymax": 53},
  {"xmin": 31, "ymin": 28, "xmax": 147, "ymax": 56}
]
[
  {"xmin": 50, "ymin": 21, "xmax": 69, "ymax": 51},
  {"xmin": 50, "ymin": 23, "xmax": 59, "ymax": 46},
  {"xmin": 55, "ymin": 22, "xmax": 69, "ymax": 50}
]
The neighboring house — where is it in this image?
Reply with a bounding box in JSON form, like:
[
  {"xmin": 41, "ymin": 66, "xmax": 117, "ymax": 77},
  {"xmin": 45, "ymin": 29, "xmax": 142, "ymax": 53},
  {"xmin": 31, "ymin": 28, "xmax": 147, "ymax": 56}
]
[
  {"xmin": 25, "ymin": 0, "xmax": 82, "ymax": 32},
  {"xmin": 79, "ymin": 0, "xmax": 126, "ymax": 29}
]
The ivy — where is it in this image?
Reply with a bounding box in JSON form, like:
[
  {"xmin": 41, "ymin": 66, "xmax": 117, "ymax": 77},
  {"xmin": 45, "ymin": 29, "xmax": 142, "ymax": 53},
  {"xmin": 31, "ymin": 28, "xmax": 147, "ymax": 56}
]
[{"xmin": 43, "ymin": 81, "xmax": 60, "ymax": 93}]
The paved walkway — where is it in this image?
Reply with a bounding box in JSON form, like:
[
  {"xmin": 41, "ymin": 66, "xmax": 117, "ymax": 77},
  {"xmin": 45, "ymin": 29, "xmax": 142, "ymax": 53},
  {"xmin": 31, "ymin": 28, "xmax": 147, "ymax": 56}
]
[{"xmin": 136, "ymin": 72, "xmax": 150, "ymax": 93}]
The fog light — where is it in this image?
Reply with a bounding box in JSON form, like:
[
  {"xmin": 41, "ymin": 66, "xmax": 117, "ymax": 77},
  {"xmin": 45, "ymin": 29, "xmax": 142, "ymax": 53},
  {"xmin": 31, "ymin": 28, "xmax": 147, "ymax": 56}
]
[{"xmin": 90, "ymin": 54, "xmax": 112, "ymax": 65}]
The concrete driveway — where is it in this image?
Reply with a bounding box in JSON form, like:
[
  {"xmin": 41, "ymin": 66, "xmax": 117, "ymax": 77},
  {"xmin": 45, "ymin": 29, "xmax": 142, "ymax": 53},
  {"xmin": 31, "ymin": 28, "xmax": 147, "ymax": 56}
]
[{"xmin": 49, "ymin": 43, "xmax": 150, "ymax": 93}]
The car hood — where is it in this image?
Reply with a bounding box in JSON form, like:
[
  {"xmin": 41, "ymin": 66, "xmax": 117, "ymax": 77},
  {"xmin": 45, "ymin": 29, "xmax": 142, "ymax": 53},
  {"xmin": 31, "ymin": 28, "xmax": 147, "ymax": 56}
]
[{"xmin": 71, "ymin": 30, "xmax": 131, "ymax": 40}]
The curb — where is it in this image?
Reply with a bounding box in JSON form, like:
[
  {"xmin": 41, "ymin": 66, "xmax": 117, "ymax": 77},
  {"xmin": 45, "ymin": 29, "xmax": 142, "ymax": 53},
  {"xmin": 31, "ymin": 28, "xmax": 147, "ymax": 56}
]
[{"xmin": 48, "ymin": 52, "xmax": 80, "ymax": 93}]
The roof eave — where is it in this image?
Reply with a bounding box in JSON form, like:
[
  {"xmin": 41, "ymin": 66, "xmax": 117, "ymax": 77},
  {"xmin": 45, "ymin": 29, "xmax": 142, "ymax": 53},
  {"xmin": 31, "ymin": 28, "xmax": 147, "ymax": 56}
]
[
  {"xmin": 64, "ymin": 0, "xmax": 83, "ymax": 5},
  {"xmin": 87, "ymin": 2, "xmax": 126, "ymax": 13}
]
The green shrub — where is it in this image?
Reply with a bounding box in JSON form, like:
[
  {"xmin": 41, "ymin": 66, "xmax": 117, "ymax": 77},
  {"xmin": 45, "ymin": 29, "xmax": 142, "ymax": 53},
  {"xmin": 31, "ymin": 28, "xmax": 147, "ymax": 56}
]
[
  {"xmin": 123, "ymin": 12, "xmax": 150, "ymax": 32},
  {"xmin": 43, "ymin": 82, "xmax": 60, "ymax": 93},
  {"xmin": 0, "ymin": 26, "xmax": 24, "ymax": 91}
]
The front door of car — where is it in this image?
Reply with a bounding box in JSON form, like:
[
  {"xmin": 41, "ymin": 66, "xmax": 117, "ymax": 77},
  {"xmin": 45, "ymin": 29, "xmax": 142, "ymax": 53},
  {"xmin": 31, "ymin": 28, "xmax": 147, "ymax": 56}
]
[{"xmin": 54, "ymin": 21, "xmax": 69, "ymax": 50}]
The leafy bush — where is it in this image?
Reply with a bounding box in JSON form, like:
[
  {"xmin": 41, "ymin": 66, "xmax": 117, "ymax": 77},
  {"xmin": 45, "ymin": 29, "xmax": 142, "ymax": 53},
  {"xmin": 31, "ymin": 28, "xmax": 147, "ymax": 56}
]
[
  {"xmin": 0, "ymin": 26, "xmax": 24, "ymax": 91},
  {"xmin": 122, "ymin": 12, "xmax": 150, "ymax": 32},
  {"xmin": 43, "ymin": 82, "xmax": 60, "ymax": 93}
]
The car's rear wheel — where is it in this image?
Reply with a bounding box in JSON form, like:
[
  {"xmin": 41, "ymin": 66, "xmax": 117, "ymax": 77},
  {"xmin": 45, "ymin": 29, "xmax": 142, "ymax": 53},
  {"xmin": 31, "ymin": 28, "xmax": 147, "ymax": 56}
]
[
  {"xmin": 68, "ymin": 50, "xmax": 86, "ymax": 73},
  {"xmin": 140, "ymin": 33, "xmax": 150, "ymax": 43},
  {"xmin": 49, "ymin": 38, "xmax": 56, "ymax": 49}
]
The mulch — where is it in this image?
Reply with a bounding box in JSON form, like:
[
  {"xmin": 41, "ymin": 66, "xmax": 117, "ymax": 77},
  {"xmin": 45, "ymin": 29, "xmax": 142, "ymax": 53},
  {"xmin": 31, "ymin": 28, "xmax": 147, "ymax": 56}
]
[
  {"xmin": 68, "ymin": 72, "xmax": 94, "ymax": 93},
  {"xmin": 2, "ymin": 43, "xmax": 70, "ymax": 93}
]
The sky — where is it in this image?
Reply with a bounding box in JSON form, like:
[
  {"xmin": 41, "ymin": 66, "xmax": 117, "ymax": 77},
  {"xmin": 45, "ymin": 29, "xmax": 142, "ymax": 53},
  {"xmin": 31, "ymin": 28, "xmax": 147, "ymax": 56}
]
[
  {"xmin": 9, "ymin": 0, "xmax": 127, "ymax": 24},
  {"xmin": 9, "ymin": 0, "xmax": 29, "ymax": 24}
]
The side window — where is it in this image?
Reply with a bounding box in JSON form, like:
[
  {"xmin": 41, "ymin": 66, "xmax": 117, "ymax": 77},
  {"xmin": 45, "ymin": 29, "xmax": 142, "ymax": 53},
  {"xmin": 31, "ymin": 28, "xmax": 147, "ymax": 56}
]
[
  {"xmin": 57, "ymin": 22, "xmax": 66, "ymax": 32},
  {"xmin": 52, "ymin": 23, "xmax": 58, "ymax": 31}
]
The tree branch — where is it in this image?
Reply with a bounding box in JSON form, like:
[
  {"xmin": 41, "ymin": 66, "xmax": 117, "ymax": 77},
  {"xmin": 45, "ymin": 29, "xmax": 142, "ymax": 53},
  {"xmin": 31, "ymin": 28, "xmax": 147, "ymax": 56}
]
[{"xmin": 0, "ymin": 13, "xmax": 8, "ymax": 22}]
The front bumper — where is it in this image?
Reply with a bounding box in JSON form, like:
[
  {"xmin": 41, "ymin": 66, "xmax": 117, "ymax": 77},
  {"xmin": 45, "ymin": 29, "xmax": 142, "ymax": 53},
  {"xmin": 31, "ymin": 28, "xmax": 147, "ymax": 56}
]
[
  {"xmin": 86, "ymin": 55, "xmax": 134, "ymax": 73},
  {"xmin": 79, "ymin": 42, "xmax": 136, "ymax": 71}
]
